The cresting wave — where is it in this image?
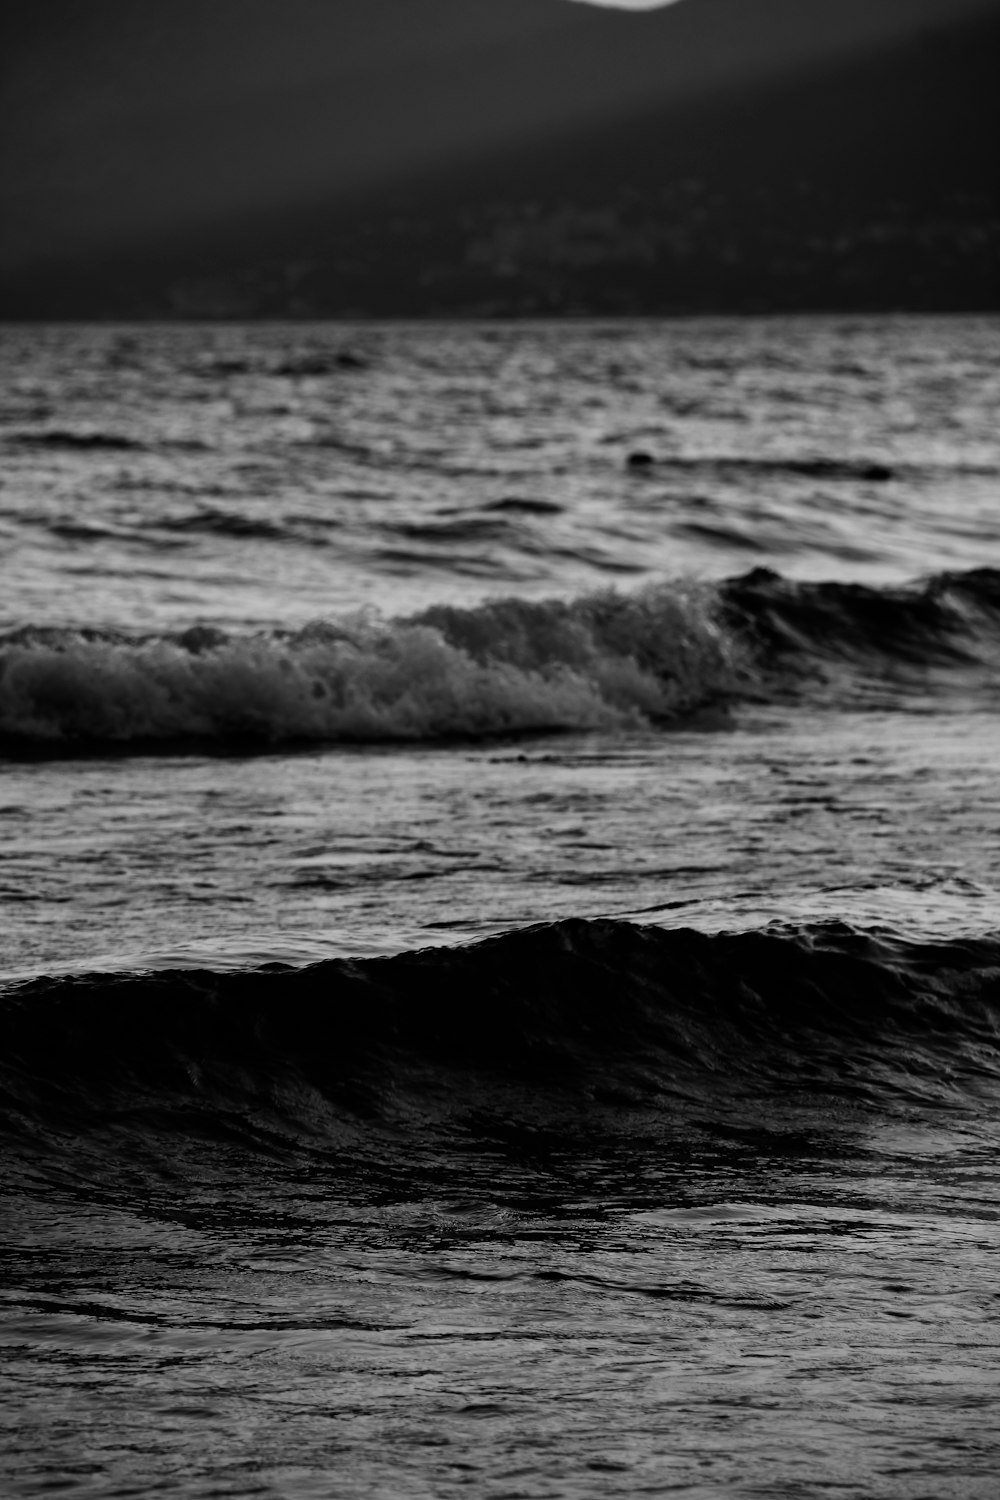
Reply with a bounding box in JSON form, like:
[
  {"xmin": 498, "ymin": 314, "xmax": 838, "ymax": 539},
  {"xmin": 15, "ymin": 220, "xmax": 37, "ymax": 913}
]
[
  {"xmin": 0, "ymin": 586, "xmax": 738, "ymax": 750},
  {"xmin": 0, "ymin": 569, "xmax": 997, "ymax": 752},
  {"xmin": 2, "ymin": 919, "xmax": 999, "ymax": 1163},
  {"xmin": 721, "ymin": 566, "xmax": 1000, "ymax": 674}
]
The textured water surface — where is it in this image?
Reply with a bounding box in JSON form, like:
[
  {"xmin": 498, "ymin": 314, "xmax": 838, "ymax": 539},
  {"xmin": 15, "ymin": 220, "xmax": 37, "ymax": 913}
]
[{"xmin": 1, "ymin": 317, "xmax": 998, "ymax": 1498}]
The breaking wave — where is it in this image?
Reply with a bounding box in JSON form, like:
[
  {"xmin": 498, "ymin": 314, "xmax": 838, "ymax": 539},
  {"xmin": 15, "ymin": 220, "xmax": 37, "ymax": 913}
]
[
  {"xmin": 0, "ymin": 586, "xmax": 737, "ymax": 750},
  {"xmin": 0, "ymin": 569, "xmax": 997, "ymax": 753}
]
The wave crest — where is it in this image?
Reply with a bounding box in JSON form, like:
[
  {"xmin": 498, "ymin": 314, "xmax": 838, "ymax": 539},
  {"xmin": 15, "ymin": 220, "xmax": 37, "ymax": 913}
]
[
  {"xmin": 3, "ymin": 919, "xmax": 998, "ymax": 1146},
  {"xmin": 721, "ymin": 566, "xmax": 1000, "ymax": 669},
  {"xmin": 0, "ymin": 585, "xmax": 739, "ymax": 750},
  {"xmin": 2, "ymin": 568, "xmax": 997, "ymax": 752}
]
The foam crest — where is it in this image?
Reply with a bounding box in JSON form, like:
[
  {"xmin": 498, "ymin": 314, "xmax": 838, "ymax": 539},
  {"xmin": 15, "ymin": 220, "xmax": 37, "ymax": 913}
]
[{"xmin": 0, "ymin": 585, "xmax": 740, "ymax": 749}]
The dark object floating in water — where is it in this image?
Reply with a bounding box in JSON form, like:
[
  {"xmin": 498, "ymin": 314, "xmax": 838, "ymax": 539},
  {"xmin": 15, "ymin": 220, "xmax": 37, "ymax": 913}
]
[{"xmin": 627, "ymin": 451, "xmax": 656, "ymax": 470}]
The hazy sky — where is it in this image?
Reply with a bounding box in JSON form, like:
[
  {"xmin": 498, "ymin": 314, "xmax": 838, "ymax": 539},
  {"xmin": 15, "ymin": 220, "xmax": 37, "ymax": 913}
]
[{"xmin": 1, "ymin": 0, "xmax": 996, "ymax": 276}]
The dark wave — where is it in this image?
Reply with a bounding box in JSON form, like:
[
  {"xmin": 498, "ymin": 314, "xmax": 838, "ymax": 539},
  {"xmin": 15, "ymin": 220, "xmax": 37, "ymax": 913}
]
[
  {"xmin": 272, "ymin": 350, "xmax": 368, "ymax": 376},
  {"xmin": 485, "ymin": 498, "xmax": 564, "ymax": 516},
  {"xmin": 2, "ymin": 920, "xmax": 998, "ymax": 1169},
  {"xmin": 189, "ymin": 349, "xmax": 369, "ymax": 378},
  {"xmin": 5, "ymin": 430, "xmax": 143, "ymax": 452},
  {"xmin": 4, "ymin": 430, "xmax": 208, "ymax": 454},
  {"xmin": 156, "ymin": 508, "xmax": 290, "ymax": 540},
  {"xmin": 718, "ymin": 567, "xmax": 1000, "ymax": 687},
  {"xmin": 0, "ymin": 570, "xmax": 997, "ymax": 754},
  {"xmin": 383, "ymin": 517, "xmax": 517, "ymax": 545},
  {"xmin": 626, "ymin": 452, "xmax": 897, "ymax": 482}
]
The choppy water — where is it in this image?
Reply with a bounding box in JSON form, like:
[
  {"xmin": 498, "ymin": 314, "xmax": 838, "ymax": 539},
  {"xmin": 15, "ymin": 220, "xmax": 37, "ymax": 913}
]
[{"xmin": 1, "ymin": 318, "xmax": 999, "ymax": 1498}]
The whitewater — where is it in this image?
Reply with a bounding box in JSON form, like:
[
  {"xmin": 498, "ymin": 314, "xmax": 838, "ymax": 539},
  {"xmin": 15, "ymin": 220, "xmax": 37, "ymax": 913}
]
[{"xmin": 1, "ymin": 317, "xmax": 999, "ymax": 1498}]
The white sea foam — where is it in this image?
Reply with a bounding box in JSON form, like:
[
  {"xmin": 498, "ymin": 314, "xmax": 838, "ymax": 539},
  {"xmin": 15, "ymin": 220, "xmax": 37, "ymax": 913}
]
[{"xmin": 0, "ymin": 585, "xmax": 740, "ymax": 746}]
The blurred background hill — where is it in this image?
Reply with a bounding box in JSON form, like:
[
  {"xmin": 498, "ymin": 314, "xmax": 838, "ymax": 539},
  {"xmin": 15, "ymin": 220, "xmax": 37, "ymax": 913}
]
[{"xmin": 1, "ymin": 0, "xmax": 997, "ymax": 316}]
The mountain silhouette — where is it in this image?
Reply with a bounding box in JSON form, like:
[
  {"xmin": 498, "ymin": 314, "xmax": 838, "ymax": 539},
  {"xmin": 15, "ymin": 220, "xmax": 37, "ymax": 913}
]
[{"xmin": 2, "ymin": 0, "xmax": 997, "ymax": 315}]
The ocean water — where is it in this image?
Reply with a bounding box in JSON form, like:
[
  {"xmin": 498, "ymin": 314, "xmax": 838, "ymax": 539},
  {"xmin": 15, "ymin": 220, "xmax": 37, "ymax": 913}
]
[{"xmin": 1, "ymin": 317, "xmax": 999, "ymax": 1497}]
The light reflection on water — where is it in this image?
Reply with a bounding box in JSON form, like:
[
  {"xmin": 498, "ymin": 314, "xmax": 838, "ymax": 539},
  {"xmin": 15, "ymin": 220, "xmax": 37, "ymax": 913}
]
[
  {"xmin": 3, "ymin": 1114, "xmax": 999, "ymax": 1498},
  {"xmin": 3, "ymin": 319, "xmax": 999, "ymax": 631},
  {"xmin": 2, "ymin": 707, "xmax": 998, "ymax": 980}
]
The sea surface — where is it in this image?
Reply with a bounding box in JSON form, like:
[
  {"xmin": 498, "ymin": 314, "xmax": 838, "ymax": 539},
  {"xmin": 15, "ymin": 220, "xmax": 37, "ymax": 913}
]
[{"xmin": 1, "ymin": 317, "xmax": 999, "ymax": 1497}]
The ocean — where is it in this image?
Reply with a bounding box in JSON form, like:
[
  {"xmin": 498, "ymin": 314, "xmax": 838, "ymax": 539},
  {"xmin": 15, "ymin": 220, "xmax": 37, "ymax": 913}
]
[{"xmin": 1, "ymin": 316, "xmax": 998, "ymax": 1497}]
